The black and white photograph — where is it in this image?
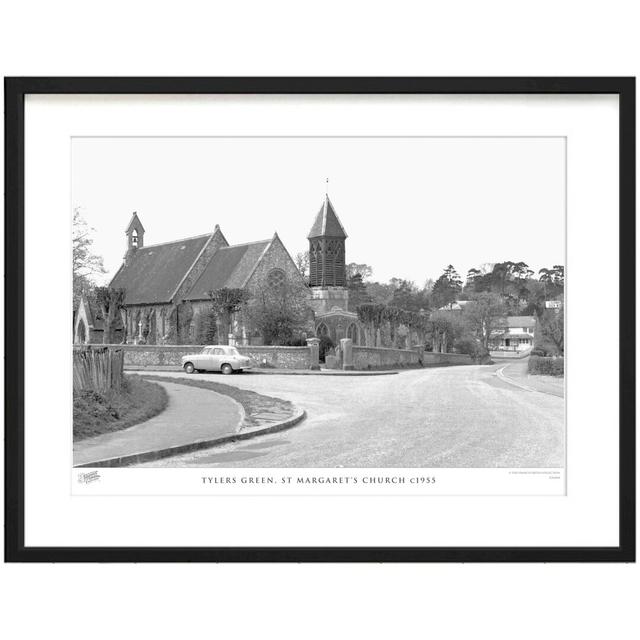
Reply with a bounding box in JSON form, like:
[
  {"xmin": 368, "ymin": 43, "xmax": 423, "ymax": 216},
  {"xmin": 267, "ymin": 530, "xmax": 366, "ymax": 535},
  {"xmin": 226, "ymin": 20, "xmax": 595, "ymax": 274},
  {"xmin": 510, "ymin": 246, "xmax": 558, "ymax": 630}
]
[{"xmin": 71, "ymin": 136, "xmax": 566, "ymax": 476}]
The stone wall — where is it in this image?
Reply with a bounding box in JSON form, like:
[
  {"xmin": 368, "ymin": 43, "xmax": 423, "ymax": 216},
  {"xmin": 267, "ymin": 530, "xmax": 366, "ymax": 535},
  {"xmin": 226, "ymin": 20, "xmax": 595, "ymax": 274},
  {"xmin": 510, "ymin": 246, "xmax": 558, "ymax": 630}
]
[
  {"xmin": 351, "ymin": 346, "xmax": 474, "ymax": 370},
  {"xmin": 102, "ymin": 344, "xmax": 311, "ymax": 370},
  {"xmin": 239, "ymin": 346, "xmax": 311, "ymax": 369},
  {"xmin": 99, "ymin": 343, "xmax": 472, "ymax": 371},
  {"xmin": 352, "ymin": 346, "xmax": 421, "ymax": 370},
  {"xmin": 420, "ymin": 352, "xmax": 474, "ymax": 366}
]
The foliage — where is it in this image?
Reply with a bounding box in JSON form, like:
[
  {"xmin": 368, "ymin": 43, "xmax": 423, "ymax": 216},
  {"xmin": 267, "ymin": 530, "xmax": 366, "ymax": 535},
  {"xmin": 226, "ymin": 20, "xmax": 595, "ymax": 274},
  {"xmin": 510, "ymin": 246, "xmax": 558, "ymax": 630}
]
[
  {"xmin": 463, "ymin": 260, "xmax": 564, "ymax": 317},
  {"xmin": 382, "ymin": 305, "xmax": 403, "ymax": 347},
  {"xmin": 95, "ymin": 287, "xmax": 125, "ymax": 344},
  {"xmin": 73, "ymin": 375, "xmax": 168, "ymax": 441},
  {"xmin": 453, "ymin": 336, "xmax": 489, "ymax": 361},
  {"xmin": 429, "ymin": 310, "xmax": 463, "ymax": 353},
  {"xmin": 347, "ymin": 273, "xmax": 372, "ymax": 311},
  {"xmin": 390, "ymin": 279, "xmax": 430, "ymax": 313},
  {"xmin": 208, "ymin": 287, "xmax": 251, "ymax": 344},
  {"xmin": 534, "ymin": 307, "xmax": 564, "ymax": 355},
  {"xmin": 365, "ymin": 281, "xmax": 396, "ymax": 305},
  {"xmin": 294, "ymin": 251, "xmax": 310, "ymax": 281},
  {"xmin": 73, "ymin": 208, "xmax": 106, "ymax": 313},
  {"xmin": 346, "ymin": 262, "xmax": 373, "ymax": 280},
  {"xmin": 194, "ymin": 308, "xmax": 218, "ymax": 345},
  {"xmin": 461, "ymin": 292, "xmax": 507, "ymax": 350},
  {"xmin": 528, "ymin": 355, "xmax": 564, "ymax": 377},
  {"xmin": 244, "ymin": 279, "xmax": 310, "ymax": 345},
  {"xmin": 356, "ymin": 303, "xmax": 386, "ymax": 346},
  {"xmin": 431, "ymin": 265, "xmax": 463, "ymax": 309}
]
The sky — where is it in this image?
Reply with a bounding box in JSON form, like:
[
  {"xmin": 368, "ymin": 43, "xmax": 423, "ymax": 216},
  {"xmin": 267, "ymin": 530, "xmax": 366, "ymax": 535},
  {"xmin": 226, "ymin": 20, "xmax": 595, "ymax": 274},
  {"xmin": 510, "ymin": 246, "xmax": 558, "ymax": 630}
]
[{"xmin": 72, "ymin": 136, "xmax": 565, "ymax": 286}]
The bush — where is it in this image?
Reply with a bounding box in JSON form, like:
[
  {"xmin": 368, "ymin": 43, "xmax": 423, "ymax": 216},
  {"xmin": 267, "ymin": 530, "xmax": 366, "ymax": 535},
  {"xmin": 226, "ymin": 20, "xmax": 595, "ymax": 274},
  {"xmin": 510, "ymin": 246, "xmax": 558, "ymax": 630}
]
[
  {"xmin": 528, "ymin": 355, "xmax": 564, "ymax": 376},
  {"xmin": 194, "ymin": 309, "xmax": 218, "ymax": 345},
  {"xmin": 454, "ymin": 336, "xmax": 489, "ymax": 361}
]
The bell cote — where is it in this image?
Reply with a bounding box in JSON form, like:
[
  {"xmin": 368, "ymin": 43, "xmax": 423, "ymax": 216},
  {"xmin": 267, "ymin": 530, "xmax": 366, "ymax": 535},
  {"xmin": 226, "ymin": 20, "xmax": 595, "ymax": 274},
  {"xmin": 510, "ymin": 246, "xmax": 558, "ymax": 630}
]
[{"xmin": 125, "ymin": 212, "xmax": 145, "ymax": 251}]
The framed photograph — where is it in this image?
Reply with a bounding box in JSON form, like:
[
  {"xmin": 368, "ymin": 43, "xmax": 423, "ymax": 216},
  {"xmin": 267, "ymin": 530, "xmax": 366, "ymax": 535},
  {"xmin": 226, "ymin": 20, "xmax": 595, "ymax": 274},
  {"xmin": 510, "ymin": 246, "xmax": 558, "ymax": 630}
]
[{"xmin": 5, "ymin": 77, "xmax": 635, "ymax": 562}]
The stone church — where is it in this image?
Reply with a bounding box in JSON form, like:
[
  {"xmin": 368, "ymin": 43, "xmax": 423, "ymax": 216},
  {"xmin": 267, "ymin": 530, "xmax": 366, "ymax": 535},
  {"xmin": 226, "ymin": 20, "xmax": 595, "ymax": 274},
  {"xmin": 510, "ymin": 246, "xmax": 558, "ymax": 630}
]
[{"xmin": 74, "ymin": 194, "xmax": 362, "ymax": 346}]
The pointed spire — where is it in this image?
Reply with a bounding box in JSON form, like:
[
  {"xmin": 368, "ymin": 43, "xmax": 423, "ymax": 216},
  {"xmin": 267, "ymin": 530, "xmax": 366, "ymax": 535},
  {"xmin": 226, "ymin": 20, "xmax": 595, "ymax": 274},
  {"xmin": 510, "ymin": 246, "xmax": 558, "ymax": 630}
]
[{"xmin": 307, "ymin": 194, "xmax": 347, "ymax": 239}]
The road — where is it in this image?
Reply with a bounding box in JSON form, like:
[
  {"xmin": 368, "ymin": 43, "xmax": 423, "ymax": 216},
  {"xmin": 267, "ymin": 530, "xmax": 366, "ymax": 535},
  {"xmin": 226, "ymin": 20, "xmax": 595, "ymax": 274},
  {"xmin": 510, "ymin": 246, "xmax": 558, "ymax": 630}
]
[{"xmin": 141, "ymin": 363, "xmax": 564, "ymax": 468}]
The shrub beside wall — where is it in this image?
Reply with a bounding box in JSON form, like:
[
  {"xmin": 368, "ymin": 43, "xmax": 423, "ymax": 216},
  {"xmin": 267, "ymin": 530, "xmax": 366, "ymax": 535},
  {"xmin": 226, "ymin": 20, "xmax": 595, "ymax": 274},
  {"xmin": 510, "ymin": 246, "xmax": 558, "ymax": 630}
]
[{"xmin": 528, "ymin": 355, "xmax": 564, "ymax": 377}]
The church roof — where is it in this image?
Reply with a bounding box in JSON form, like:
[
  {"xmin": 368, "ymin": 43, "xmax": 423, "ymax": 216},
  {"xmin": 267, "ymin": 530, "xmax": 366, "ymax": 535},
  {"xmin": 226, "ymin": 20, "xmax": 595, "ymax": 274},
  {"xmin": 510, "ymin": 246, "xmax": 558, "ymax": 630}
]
[
  {"xmin": 110, "ymin": 233, "xmax": 212, "ymax": 304},
  {"xmin": 184, "ymin": 239, "xmax": 271, "ymax": 300},
  {"xmin": 307, "ymin": 196, "xmax": 347, "ymax": 239}
]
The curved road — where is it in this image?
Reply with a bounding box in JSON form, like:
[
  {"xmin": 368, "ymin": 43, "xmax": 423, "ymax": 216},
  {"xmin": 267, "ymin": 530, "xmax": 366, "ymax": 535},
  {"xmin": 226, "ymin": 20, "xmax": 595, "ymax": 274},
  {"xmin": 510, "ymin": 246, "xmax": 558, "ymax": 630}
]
[{"xmin": 142, "ymin": 363, "xmax": 564, "ymax": 468}]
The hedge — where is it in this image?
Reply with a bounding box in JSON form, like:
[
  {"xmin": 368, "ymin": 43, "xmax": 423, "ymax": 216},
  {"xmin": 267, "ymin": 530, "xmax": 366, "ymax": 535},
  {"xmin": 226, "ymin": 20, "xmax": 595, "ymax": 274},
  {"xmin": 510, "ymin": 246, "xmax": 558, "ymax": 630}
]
[{"xmin": 528, "ymin": 355, "xmax": 564, "ymax": 376}]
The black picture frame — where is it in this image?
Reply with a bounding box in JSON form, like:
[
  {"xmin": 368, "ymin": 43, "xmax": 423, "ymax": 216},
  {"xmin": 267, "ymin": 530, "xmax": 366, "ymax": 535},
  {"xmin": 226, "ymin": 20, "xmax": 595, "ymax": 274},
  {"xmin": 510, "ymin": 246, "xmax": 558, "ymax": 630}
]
[{"xmin": 4, "ymin": 77, "xmax": 635, "ymax": 563}]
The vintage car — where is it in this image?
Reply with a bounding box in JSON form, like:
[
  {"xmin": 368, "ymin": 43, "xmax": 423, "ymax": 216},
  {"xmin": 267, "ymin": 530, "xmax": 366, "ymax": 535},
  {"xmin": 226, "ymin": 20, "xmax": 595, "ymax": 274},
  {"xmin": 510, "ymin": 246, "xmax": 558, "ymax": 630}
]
[{"xmin": 181, "ymin": 345, "xmax": 252, "ymax": 374}]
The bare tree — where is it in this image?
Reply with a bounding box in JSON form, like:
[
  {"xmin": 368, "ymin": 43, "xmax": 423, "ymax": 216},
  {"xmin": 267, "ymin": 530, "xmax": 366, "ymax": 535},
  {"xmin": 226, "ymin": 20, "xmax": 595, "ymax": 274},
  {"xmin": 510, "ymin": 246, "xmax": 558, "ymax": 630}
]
[
  {"xmin": 73, "ymin": 208, "xmax": 106, "ymax": 311},
  {"xmin": 294, "ymin": 251, "xmax": 310, "ymax": 281}
]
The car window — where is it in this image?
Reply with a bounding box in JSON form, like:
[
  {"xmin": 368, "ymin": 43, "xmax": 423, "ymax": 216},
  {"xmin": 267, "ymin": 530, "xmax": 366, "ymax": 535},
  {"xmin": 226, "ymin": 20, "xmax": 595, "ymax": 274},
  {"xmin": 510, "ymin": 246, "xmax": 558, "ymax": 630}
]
[
  {"xmin": 212, "ymin": 348, "xmax": 225, "ymax": 355},
  {"xmin": 202, "ymin": 347, "xmax": 213, "ymax": 355},
  {"xmin": 225, "ymin": 347, "xmax": 240, "ymax": 356}
]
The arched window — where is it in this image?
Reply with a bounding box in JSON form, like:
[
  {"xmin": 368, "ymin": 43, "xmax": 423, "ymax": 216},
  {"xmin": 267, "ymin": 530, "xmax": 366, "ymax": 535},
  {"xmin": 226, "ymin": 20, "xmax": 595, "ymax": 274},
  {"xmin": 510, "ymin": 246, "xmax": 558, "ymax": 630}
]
[
  {"xmin": 131, "ymin": 229, "xmax": 138, "ymax": 248},
  {"xmin": 316, "ymin": 322, "xmax": 329, "ymax": 337},
  {"xmin": 267, "ymin": 268, "xmax": 286, "ymax": 290},
  {"xmin": 347, "ymin": 323, "xmax": 358, "ymax": 344}
]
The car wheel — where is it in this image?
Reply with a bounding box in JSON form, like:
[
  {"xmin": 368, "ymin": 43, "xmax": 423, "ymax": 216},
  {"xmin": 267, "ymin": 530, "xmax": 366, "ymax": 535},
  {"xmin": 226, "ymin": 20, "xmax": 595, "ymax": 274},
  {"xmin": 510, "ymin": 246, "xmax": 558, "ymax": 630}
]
[
  {"xmin": 221, "ymin": 363, "xmax": 233, "ymax": 375},
  {"xmin": 183, "ymin": 362, "xmax": 195, "ymax": 374}
]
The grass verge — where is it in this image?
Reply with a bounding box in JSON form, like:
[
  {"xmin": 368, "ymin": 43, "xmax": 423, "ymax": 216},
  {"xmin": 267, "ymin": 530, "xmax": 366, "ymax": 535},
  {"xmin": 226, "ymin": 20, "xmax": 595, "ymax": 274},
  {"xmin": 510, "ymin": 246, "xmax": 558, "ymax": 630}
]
[
  {"xmin": 73, "ymin": 375, "xmax": 168, "ymax": 441},
  {"xmin": 142, "ymin": 374, "xmax": 294, "ymax": 429}
]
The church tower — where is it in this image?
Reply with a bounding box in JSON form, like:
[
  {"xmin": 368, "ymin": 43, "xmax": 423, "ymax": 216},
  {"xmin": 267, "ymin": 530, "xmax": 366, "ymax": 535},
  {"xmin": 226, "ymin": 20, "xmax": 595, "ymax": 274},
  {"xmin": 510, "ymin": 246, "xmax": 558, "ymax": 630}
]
[
  {"xmin": 308, "ymin": 194, "xmax": 349, "ymax": 314},
  {"xmin": 308, "ymin": 195, "xmax": 347, "ymax": 286}
]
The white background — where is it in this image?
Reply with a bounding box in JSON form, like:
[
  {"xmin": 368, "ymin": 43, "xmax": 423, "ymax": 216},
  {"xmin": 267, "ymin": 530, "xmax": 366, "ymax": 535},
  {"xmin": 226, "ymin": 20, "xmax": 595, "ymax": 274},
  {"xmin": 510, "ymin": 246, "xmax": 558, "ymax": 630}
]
[{"xmin": 1, "ymin": 2, "xmax": 638, "ymax": 639}]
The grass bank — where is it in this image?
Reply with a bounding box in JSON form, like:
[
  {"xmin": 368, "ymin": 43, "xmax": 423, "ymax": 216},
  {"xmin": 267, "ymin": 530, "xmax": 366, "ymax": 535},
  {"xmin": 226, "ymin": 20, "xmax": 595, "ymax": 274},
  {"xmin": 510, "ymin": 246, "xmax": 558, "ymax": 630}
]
[
  {"xmin": 73, "ymin": 374, "xmax": 168, "ymax": 441},
  {"xmin": 142, "ymin": 374, "xmax": 294, "ymax": 429}
]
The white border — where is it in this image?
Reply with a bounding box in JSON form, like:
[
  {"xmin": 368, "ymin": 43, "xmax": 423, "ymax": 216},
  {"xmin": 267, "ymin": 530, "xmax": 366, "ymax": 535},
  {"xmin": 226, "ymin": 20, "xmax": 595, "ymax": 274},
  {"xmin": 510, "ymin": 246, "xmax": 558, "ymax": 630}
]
[{"xmin": 24, "ymin": 94, "xmax": 619, "ymax": 547}]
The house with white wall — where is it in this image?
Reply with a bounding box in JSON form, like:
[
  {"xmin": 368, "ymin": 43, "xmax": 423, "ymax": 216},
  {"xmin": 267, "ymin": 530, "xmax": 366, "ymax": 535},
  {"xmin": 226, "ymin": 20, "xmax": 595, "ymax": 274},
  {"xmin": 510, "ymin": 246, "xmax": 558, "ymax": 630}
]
[{"xmin": 490, "ymin": 316, "xmax": 536, "ymax": 352}]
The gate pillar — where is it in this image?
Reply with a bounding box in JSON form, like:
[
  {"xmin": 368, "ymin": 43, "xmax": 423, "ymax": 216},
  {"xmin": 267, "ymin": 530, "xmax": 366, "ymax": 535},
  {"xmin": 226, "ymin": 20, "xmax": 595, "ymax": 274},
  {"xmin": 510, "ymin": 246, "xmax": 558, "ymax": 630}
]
[
  {"xmin": 307, "ymin": 337, "xmax": 321, "ymax": 370},
  {"xmin": 340, "ymin": 338, "xmax": 354, "ymax": 370}
]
